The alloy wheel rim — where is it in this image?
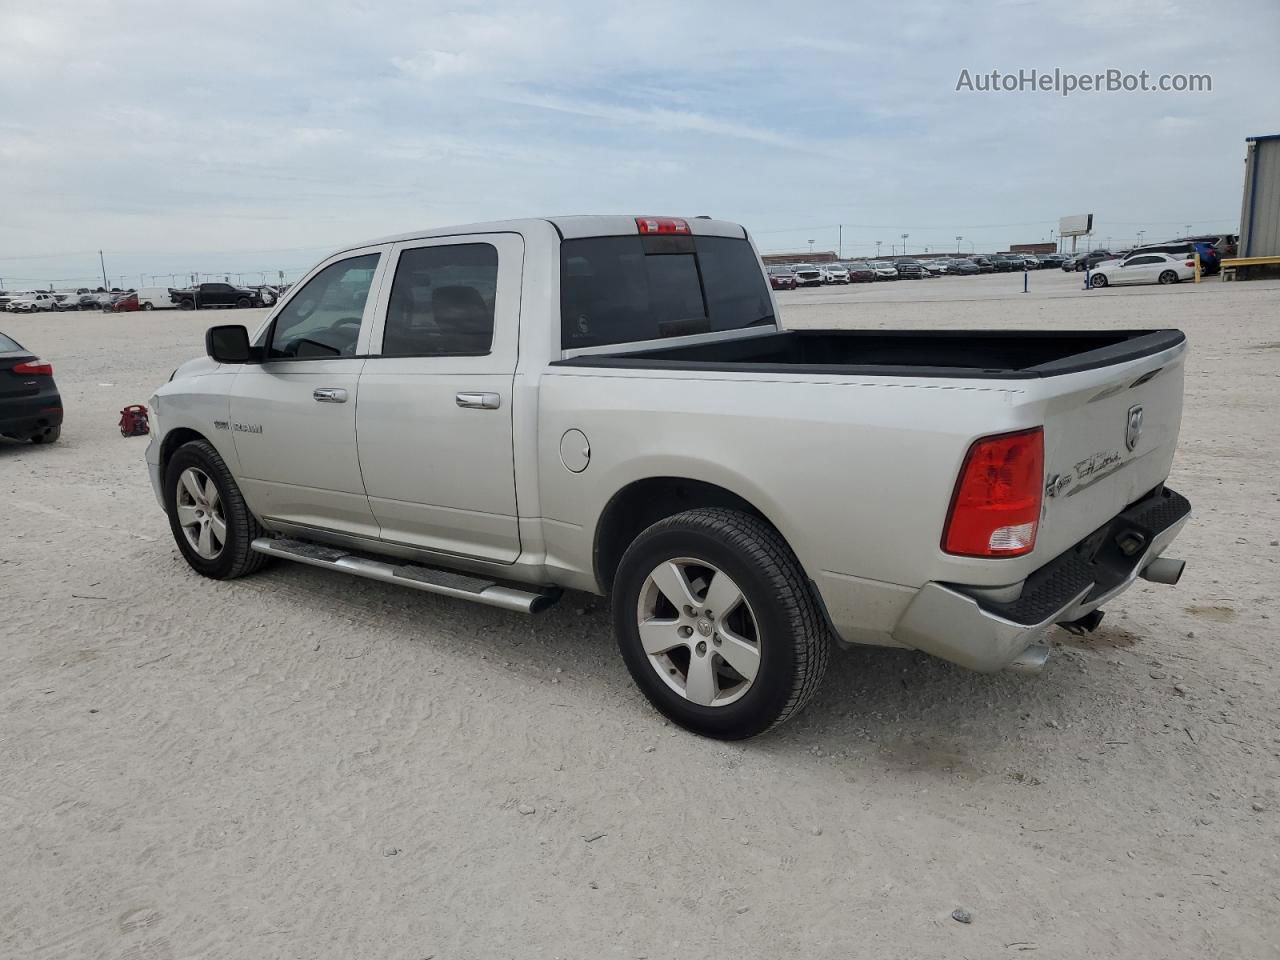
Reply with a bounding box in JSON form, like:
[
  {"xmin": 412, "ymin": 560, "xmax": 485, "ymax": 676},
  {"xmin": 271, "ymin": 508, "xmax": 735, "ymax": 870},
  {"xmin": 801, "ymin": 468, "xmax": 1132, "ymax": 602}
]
[
  {"xmin": 636, "ymin": 557, "xmax": 761, "ymax": 707},
  {"xmin": 175, "ymin": 467, "xmax": 226, "ymax": 559}
]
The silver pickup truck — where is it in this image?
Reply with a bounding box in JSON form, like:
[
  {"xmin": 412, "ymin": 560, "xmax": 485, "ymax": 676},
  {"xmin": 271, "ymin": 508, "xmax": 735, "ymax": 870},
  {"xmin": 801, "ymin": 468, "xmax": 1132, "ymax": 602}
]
[{"xmin": 146, "ymin": 215, "xmax": 1191, "ymax": 739}]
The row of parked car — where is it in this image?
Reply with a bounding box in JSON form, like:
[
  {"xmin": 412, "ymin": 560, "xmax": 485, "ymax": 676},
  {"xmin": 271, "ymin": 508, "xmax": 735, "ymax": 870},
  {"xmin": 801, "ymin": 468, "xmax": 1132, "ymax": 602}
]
[
  {"xmin": 766, "ymin": 252, "xmax": 1066, "ymax": 288},
  {"xmin": 0, "ymin": 282, "xmax": 288, "ymax": 314}
]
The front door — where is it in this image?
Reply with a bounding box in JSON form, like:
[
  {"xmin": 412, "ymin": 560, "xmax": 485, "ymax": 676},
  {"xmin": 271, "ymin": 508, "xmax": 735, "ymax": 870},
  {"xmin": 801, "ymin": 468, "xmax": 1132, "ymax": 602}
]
[
  {"xmin": 1117, "ymin": 254, "xmax": 1162, "ymax": 284},
  {"xmin": 356, "ymin": 233, "xmax": 524, "ymax": 563},
  {"xmin": 229, "ymin": 247, "xmax": 388, "ymax": 538}
]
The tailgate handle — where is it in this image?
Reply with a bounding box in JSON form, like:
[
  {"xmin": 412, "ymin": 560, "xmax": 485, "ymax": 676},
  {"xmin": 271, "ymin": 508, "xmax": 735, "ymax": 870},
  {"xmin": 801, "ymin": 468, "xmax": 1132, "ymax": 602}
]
[{"xmin": 312, "ymin": 387, "xmax": 348, "ymax": 403}]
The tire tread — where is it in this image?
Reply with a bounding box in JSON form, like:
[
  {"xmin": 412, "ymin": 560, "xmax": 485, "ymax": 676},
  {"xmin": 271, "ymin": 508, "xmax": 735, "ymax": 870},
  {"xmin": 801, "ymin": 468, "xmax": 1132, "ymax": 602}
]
[
  {"xmin": 623, "ymin": 507, "xmax": 830, "ymax": 734},
  {"xmin": 168, "ymin": 439, "xmax": 268, "ymax": 579}
]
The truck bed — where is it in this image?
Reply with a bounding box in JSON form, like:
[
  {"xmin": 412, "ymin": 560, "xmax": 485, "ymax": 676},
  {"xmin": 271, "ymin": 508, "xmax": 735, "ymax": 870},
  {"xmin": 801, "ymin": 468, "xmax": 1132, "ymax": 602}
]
[{"xmin": 555, "ymin": 329, "xmax": 1186, "ymax": 379}]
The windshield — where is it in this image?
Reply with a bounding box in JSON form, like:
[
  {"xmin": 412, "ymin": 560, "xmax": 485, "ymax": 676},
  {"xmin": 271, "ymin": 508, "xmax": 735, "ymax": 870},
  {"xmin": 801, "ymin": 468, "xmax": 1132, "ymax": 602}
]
[{"xmin": 561, "ymin": 234, "xmax": 773, "ymax": 350}]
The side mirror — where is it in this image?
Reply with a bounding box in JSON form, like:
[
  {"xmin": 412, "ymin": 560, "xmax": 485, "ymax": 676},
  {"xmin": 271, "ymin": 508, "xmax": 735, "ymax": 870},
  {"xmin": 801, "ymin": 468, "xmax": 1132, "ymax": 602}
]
[{"xmin": 205, "ymin": 324, "xmax": 258, "ymax": 364}]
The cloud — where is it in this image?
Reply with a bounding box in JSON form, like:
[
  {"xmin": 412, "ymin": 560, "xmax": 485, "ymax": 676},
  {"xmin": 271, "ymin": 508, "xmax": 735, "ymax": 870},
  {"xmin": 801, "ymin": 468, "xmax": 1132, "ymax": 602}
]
[{"xmin": 0, "ymin": 0, "xmax": 1276, "ymax": 286}]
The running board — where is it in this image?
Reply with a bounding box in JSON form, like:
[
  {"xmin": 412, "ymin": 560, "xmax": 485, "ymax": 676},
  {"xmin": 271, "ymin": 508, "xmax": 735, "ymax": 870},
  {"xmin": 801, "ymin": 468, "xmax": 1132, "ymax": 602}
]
[{"xmin": 249, "ymin": 537, "xmax": 560, "ymax": 614}]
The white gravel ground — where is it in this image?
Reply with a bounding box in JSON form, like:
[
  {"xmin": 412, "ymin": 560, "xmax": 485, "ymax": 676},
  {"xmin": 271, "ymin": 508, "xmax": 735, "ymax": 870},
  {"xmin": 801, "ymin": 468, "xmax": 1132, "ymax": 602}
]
[{"xmin": 2, "ymin": 269, "xmax": 1278, "ymax": 959}]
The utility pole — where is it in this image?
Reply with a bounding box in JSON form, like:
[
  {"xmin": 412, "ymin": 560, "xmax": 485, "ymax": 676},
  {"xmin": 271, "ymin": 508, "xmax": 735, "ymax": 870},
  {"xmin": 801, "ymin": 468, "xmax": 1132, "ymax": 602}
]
[
  {"xmin": 99, "ymin": 250, "xmax": 109, "ymax": 291},
  {"xmin": 837, "ymin": 225, "xmax": 842, "ymax": 259}
]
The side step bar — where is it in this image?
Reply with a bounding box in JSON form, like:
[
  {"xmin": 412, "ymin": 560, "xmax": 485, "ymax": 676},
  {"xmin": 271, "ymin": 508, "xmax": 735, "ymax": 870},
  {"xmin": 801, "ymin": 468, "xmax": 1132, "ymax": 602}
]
[{"xmin": 250, "ymin": 537, "xmax": 561, "ymax": 614}]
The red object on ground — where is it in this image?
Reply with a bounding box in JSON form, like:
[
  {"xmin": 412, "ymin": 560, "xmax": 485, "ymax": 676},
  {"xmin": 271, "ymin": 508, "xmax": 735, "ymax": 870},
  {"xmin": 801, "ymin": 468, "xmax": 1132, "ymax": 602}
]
[{"xmin": 119, "ymin": 403, "xmax": 149, "ymax": 437}]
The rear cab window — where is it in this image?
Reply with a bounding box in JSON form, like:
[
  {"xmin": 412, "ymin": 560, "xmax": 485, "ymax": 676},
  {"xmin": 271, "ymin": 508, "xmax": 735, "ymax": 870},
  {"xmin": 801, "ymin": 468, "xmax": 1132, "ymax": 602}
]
[{"xmin": 560, "ymin": 234, "xmax": 773, "ymax": 350}]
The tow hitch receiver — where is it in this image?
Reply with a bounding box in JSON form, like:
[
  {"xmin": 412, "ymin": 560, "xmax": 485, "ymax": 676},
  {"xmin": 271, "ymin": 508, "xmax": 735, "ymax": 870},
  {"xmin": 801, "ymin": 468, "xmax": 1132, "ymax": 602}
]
[{"xmin": 1058, "ymin": 609, "xmax": 1105, "ymax": 636}]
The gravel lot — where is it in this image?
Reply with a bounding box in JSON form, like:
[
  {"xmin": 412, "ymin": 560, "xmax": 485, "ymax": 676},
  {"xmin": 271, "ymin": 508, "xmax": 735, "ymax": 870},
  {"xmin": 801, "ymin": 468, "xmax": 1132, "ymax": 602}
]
[{"xmin": 3, "ymin": 269, "xmax": 1278, "ymax": 959}]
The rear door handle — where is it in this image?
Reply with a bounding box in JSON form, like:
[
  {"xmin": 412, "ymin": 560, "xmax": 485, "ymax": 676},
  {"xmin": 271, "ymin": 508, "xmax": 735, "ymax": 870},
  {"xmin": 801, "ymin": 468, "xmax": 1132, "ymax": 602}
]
[
  {"xmin": 455, "ymin": 392, "xmax": 501, "ymax": 410},
  {"xmin": 313, "ymin": 387, "xmax": 348, "ymax": 403}
]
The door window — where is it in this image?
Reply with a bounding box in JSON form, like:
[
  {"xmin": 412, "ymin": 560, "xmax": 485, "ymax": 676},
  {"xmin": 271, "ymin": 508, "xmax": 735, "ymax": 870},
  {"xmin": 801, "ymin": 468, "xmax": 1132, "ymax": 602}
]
[
  {"xmin": 381, "ymin": 243, "xmax": 498, "ymax": 357},
  {"xmin": 267, "ymin": 253, "xmax": 380, "ymax": 360}
]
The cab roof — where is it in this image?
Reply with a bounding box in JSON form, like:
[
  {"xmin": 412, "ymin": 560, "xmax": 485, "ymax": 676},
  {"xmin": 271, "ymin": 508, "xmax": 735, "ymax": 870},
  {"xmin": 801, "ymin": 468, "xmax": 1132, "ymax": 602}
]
[{"xmin": 349, "ymin": 215, "xmax": 748, "ymax": 253}]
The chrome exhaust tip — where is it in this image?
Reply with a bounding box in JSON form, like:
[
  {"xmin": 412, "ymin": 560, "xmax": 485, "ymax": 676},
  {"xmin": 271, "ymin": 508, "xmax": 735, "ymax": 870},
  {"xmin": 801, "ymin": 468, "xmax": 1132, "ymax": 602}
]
[
  {"xmin": 1140, "ymin": 556, "xmax": 1185, "ymax": 585},
  {"xmin": 1006, "ymin": 644, "xmax": 1050, "ymax": 675}
]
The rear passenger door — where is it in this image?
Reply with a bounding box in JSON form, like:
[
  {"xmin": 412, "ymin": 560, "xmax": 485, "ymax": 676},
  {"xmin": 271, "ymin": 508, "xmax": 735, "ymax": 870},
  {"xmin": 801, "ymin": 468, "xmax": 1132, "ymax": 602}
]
[{"xmin": 356, "ymin": 233, "xmax": 523, "ymax": 563}]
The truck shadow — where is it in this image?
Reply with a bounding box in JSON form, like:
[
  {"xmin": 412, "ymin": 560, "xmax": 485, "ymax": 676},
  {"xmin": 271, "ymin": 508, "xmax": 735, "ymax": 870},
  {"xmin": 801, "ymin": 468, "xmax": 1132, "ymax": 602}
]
[{"xmin": 230, "ymin": 558, "xmax": 1089, "ymax": 778}]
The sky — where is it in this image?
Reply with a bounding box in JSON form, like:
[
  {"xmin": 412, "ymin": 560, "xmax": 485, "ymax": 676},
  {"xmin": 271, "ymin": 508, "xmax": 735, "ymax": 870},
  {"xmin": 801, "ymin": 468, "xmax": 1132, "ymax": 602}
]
[{"xmin": 1, "ymin": 0, "xmax": 1276, "ymax": 289}]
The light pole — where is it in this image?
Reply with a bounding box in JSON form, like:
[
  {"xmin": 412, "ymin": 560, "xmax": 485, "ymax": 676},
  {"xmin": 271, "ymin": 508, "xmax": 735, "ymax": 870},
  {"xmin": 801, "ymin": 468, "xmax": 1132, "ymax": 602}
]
[
  {"xmin": 875, "ymin": 240, "xmax": 882, "ymax": 258},
  {"xmin": 807, "ymin": 239, "xmax": 814, "ymax": 255},
  {"xmin": 99, "ymin": 250, "xmax": 109, "ymax": 291},
  {"xmin": 1135, "ymin": 230, "xmax": 1145, "ymax": 247},
  {"xmin": 900, "ymin": 233, "xmax": 909, "ymax": 257},
  {"xmin": 1185, "ymin": 224, "xmax": 1192, "ymax": 235},
  {"xmin": 955, "ymin": 236, "xmax": 962, "ymax": 255}
]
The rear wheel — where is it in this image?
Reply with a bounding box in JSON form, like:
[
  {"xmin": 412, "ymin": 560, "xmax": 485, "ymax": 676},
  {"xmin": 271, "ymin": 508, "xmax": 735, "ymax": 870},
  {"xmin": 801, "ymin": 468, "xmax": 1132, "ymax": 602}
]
[
  {"xmin": 1090, "ymin": 273, "xmax": 1109, "ymax": 288},
  {"xmin": 236, "ymin": 297, "xmax": 251, "ymax": 309},
  {"xmin": 1158, "ymin": 270, "xmax": 1179, "ymax": 284},
  {"xmin": 142, "ymin": 302, "xmax": 154, "ymax": 310},
  {"xmin": 179, "ymin": 300, "xmax": 194, "ymax": 311},
  {"xmin": 30, "ymin": 425, "xmax": 60, "ymax": 444},
  {"xmin": 612, "ymin": 508, "xmax": 830, "ymax": 739},
  {"xmin": 164, "ymin": 439, "xmax": 269, "ymax": 579}
]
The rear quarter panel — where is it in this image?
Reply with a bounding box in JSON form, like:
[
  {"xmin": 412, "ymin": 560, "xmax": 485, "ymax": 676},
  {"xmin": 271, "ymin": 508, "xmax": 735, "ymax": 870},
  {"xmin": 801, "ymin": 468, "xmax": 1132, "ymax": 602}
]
[
  {"xmin": 534, "ymin": 367, "xmax": 1033, "ymax": 592},
  {"xmin": 535, "ymin": 344, "xmax": 1186, "ymax": 597}
]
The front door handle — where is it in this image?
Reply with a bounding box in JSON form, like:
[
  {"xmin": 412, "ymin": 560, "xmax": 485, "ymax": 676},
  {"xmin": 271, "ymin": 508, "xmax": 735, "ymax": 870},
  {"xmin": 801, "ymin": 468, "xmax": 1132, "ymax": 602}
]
[
  {"xmin": 313, "ymin": 387, "xmax": 348, "ymax": 403},
  {"xmin": 456, "ymin": 392, "xmax": 501, "ymax": 410}
]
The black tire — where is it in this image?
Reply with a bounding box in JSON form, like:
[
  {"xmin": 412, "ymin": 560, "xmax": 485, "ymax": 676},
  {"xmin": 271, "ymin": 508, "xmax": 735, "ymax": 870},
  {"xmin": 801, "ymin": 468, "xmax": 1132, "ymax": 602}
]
[
  {"xmin": 236, "ymin": 297, "xmax": 251, "ymax": 309},
  {"xmin": 142, "ymin": 302, "xmax": 154, "ymax": 310},
  {"xmin": 1090, "ymin": 273, "xmax": 1109, "ymax": 288},
  {"xmin": 611, "ymin": 507, "xmax": 830, "ymax": 739},
  {"xmin": 163, "ymin": 439, "xmax": 269, "ymax": 579},
  {"xmin": 179, "ymin": 299, "xmax": 194, "ymax": 311},
  {"xmin": 1158, "ymin": 270, "xmax": 1179, "ymax": 284},
  {"xmin": 30, "ymin": 425, "xmax": 60, "ymax": 444}
]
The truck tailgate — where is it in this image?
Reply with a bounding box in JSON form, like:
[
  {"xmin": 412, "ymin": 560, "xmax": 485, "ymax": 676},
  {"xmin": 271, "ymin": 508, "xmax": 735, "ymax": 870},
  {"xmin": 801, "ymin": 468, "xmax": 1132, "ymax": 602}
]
[{"xmin": 1033, "ymin": 343, "xmax": 1186, "ymax": 562}]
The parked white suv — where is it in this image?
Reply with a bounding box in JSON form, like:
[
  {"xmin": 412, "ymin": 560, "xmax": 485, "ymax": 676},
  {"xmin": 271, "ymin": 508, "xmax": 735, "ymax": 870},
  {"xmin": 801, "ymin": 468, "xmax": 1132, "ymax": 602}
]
[
  {"xmin": 146, "ymin": 215, "xmax": 1192, "ymax": 738},
  {"xmin": 7, "ymin": 293, "xmax": 57, "ymax": 313}
]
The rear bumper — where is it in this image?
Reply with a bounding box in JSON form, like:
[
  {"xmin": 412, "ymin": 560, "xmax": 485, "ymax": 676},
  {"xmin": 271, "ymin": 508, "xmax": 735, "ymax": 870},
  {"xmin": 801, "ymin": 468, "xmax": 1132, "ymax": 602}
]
[
  {"xmin": 0, "ymin": 395, "xmax": 63, "ymax": 438},
  {"xmin": 892, "ymin": 486, "xmax": 1191, "ymax": 672}
]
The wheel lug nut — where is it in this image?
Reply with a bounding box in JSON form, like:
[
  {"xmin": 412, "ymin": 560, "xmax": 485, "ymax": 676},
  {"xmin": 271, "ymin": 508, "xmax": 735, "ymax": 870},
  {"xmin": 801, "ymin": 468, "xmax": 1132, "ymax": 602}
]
[
  {"xmin": 712, "ymin": 634, "xmax": 721, "ymax": 646},
  {"xmin": 678, "ymin": 626, "xmax": 693, "ymax": 638},
  {"xmin": 683, "ymin": 605, "xmax": 695, "ymax": 617},
  {"xmin": 695, "ymin": 641, "xmax": 707, "ymax": 656}
]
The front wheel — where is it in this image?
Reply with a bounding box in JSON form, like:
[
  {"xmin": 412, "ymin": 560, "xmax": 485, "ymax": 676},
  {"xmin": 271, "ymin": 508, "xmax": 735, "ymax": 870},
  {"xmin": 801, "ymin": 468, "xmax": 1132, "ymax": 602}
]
[
  {"xmin": 179, "ymin": 300, "xmax": 194, "ymax": 310},
  {"xmin": 142, "ymin": 302, "xmax": 154, "ymax": 310},
  {"xmin": 1090, "ymin": 273, "xmax": 1109, "ymax": 288},
  {"xmin": 236, "ymin": 297, "xmax": 251, "ymax": 309},
  {"xmin": 1158, "ymin": 270, "xmax": 1179, "ymax": 284},
  {"xmin": 163, "ymin": 439, "xmax": 269, "ymax": 579},
  {"xmin": 612, "ymin": 508, "xmax": 830, "ymax": 739}
]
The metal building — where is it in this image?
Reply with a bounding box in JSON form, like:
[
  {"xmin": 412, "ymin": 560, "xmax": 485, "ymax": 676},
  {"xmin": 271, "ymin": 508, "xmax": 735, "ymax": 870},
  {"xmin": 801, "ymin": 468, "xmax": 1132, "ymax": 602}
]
[{"xmin": 1236, "ymin": 134, "xmax": 1280, "ymax": 267}]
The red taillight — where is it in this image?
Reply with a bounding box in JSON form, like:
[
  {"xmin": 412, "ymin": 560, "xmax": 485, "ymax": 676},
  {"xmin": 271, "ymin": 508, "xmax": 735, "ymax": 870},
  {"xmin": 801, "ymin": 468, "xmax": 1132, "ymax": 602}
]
[
  {"xmin": 942, "ymin": 427, "xmax": 1044, "ymax": 557},
  {"xmin": 1185, "ymin": 261, "xmax": 1195, "ymax": 268},
  {"xmin": 12, "ymin": 359, "xmax": 53, "ymax": 376},
  {"xmin": 635, "ymin": 216, "xmax": 690, "ymax": 235}
]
